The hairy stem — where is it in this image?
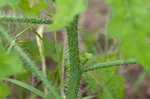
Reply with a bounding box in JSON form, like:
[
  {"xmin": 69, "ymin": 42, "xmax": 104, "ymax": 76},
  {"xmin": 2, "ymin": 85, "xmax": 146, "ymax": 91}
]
[
  {"xmin": 7, "ymin": 25, "xmax": 32, "ymax": 53},
  {"xmin": 82, "ymin": 59, "xmax": 136, "ymax": 72},
  {"xmin": 66, "ymin": 16, "xmax": 81, "ymax": 99},
  {"xmin": 0, "ymin": 16, "xmax": 52, "ymax": 24},
  {"xmin": 0, "ymin": 28, "xmax": 60, "ymax": 99}
]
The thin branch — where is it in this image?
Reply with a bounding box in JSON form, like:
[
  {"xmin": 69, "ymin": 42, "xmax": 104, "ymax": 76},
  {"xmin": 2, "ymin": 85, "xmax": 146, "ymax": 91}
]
[
  {"xmin": 82, "ymin": 59, "xmax": 137, "ymax": 72},
  {"xmin": 0, "ymin": 16, "xmax": 52, "ymax": 24}
]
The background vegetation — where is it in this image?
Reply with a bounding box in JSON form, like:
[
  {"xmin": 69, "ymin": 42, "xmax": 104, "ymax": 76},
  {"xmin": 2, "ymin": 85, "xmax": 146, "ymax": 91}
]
[{"xmin": 0, "ymin": 0, "xmax": 150, "ymax": 99}]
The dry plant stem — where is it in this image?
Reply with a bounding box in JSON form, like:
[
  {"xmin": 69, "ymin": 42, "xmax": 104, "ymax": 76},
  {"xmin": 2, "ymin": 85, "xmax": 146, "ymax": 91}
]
[
  {"xmin": 60, "ymin": 31, "xmax": 66, "ymax": 98},
  {"xmin": 36, "ymin": 25, "xmax": 48, "ymax": 94},
  {"xmin": 66, "ymin": 16, "xmax": 81, "ymax": 99}
]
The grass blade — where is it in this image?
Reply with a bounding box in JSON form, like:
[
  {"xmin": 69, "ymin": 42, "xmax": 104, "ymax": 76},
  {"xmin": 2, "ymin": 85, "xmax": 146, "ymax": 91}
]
[{"xmin": 1, "ymin": 78, "xmax": 47, "ymax": 98}]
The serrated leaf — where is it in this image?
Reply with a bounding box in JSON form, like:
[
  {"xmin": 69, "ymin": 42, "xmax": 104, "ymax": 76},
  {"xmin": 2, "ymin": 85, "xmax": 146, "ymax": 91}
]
[
  {"xmin": 50, "ymin": 0, "xmax": 88, "ymax": 30},
  {"xmin": 106, "ymin": 0, "xmax": 150, "ymax": 70}
]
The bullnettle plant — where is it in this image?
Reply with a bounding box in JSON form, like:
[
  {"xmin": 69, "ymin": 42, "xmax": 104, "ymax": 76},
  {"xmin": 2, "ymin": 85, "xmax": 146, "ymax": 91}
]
[{"xmin": 0, "ymin": 0, "xmax": 150, "ymax": 99}]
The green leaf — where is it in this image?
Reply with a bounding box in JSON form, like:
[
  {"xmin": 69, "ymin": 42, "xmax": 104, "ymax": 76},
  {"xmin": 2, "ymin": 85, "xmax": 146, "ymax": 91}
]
[
  {"xmin": 50, "ymin": 0, "xmax": 87, "ymax": 30},
  {"xmin": 19, "ymin": 39, "xmax": 40, "ymax": 61},
  {"xmin": 0, "ymin": 53, "xmax": 25, "ymax": 77},
  {"xmin": 18, "ymin": 0, "xmax": 48, "ymax": 16},
  {"xmin": 0, "ymin": 30, "xmax": 24, "ymax": 99},
  {"xmin": 19, "ymin": 39, "xmax": 58, "ymax": 62},
  {"xmin": 0, "ymin": 82, "xmax": 10, "ymax": 99},
  {"xmin": 43, "ymin": 39, "xmax": 58, "ymax": 62},
  {"xmin": 0, "ymin": 27, "xmax": 60, "ymax": 99},
  {"xmin": 84, "ymin": 53, "xmax": 124, "ymax": 99},
  {"xmin": 0, "ymin": 40, "xmax": 5, "ymax": 53},
  {"xmin": 100, "ymin": 74, "xmax": 124, "ymax": 99},
  {"xmin": 0, "ymin": 43, "xmax": 24, "ymax": 77},
  {"xmin": 106, "ymin": 0, "xmax": 150, "ymax": 70},
  {"xmin": 85, "ymin": 67, "xmax": 125, "ymax": 99},
  {"xmin": 2, "ymin": 78, "xmax": 47, "ymax": 98}
]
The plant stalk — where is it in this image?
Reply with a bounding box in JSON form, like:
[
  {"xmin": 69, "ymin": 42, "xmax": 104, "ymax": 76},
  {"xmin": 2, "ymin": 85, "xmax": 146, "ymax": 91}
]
[
  {"xmin": 82, "ymin": 59, "xmax": 136, "ymax": 72},
  {"xmin": 0, "ymin": 28, "xmax": 60, "ymax": 99},
  {"xmin": 66, "ymin": 16, "xmax": 81, "ymax": 99}
]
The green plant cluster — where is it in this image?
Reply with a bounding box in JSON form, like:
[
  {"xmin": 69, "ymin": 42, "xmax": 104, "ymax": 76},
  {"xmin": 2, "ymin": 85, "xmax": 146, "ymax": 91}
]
[
  {"xmin": 0, "ymin": 40, "xmax": 24, "ymax": 98},
  {"xmin": 0, "ymin": 0, "xmax": 150, "ymax": 99},
  {"xmin": 106, "ymin": 0, "xmax": 150, "ymax": 70}
]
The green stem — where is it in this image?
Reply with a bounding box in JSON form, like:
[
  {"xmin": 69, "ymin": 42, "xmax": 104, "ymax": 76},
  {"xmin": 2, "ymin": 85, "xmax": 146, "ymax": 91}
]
[
  {"xmin": 7, "ymin": 25, "xmax": 32, "ymax": 53},
  {"xmin": 0, "ymin": 28, "xmax": 60, "ymax": 99},
  {"xmin": 82, "ymin": 59, "xmax": 136, "ymax": 72},
  {"xmin": 0, "ymin": 16, "xmax": 52, "ymax": 24},
  {"xmin": 66, "ymin": 16, "xmax": 81, "ymax": 99}
]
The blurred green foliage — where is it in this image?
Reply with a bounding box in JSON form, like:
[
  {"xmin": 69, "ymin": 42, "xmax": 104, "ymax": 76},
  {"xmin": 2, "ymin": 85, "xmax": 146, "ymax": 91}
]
[
  {"xmin": 19, "ymin": 39, "xmax": 60, "ymax": 62},
  {"xmin": 0, "ymin": 40, "xmax": 24, "ymax": 98},
  {"xmin": 50, "ymin": 0, "xmax": 88, "ymax": 30},
  {"xmin": 106, "ymin": 0, "xmax": 150, "ymax": 70},
  {"xmin": 0, "ymin": 0, "xmax": 20, "ymax": 7},
  {"xmin": 0, "ymin": 0, "xmax": 48, "ymax": 17},
  {"xmin": 18, "ymin": 0, "xmax": 48, "ymax": 16},
  {"xmin": 85, "ymin": 68, "xmax": 124, "ymax": 99},
  {"xmin": 82, "ymin": 28, "xmax": 125, "ymax": 99},
  {"xmin": 0, "ymin": 82, "xmax": 9, "ymax": 99},
  {"xmin": 1, "ymin": 0, "xmax": 150, "ymax": 98},
  {"xmin": 84, "ymin": 56, "xmax": 124, "ymax": 99}
]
